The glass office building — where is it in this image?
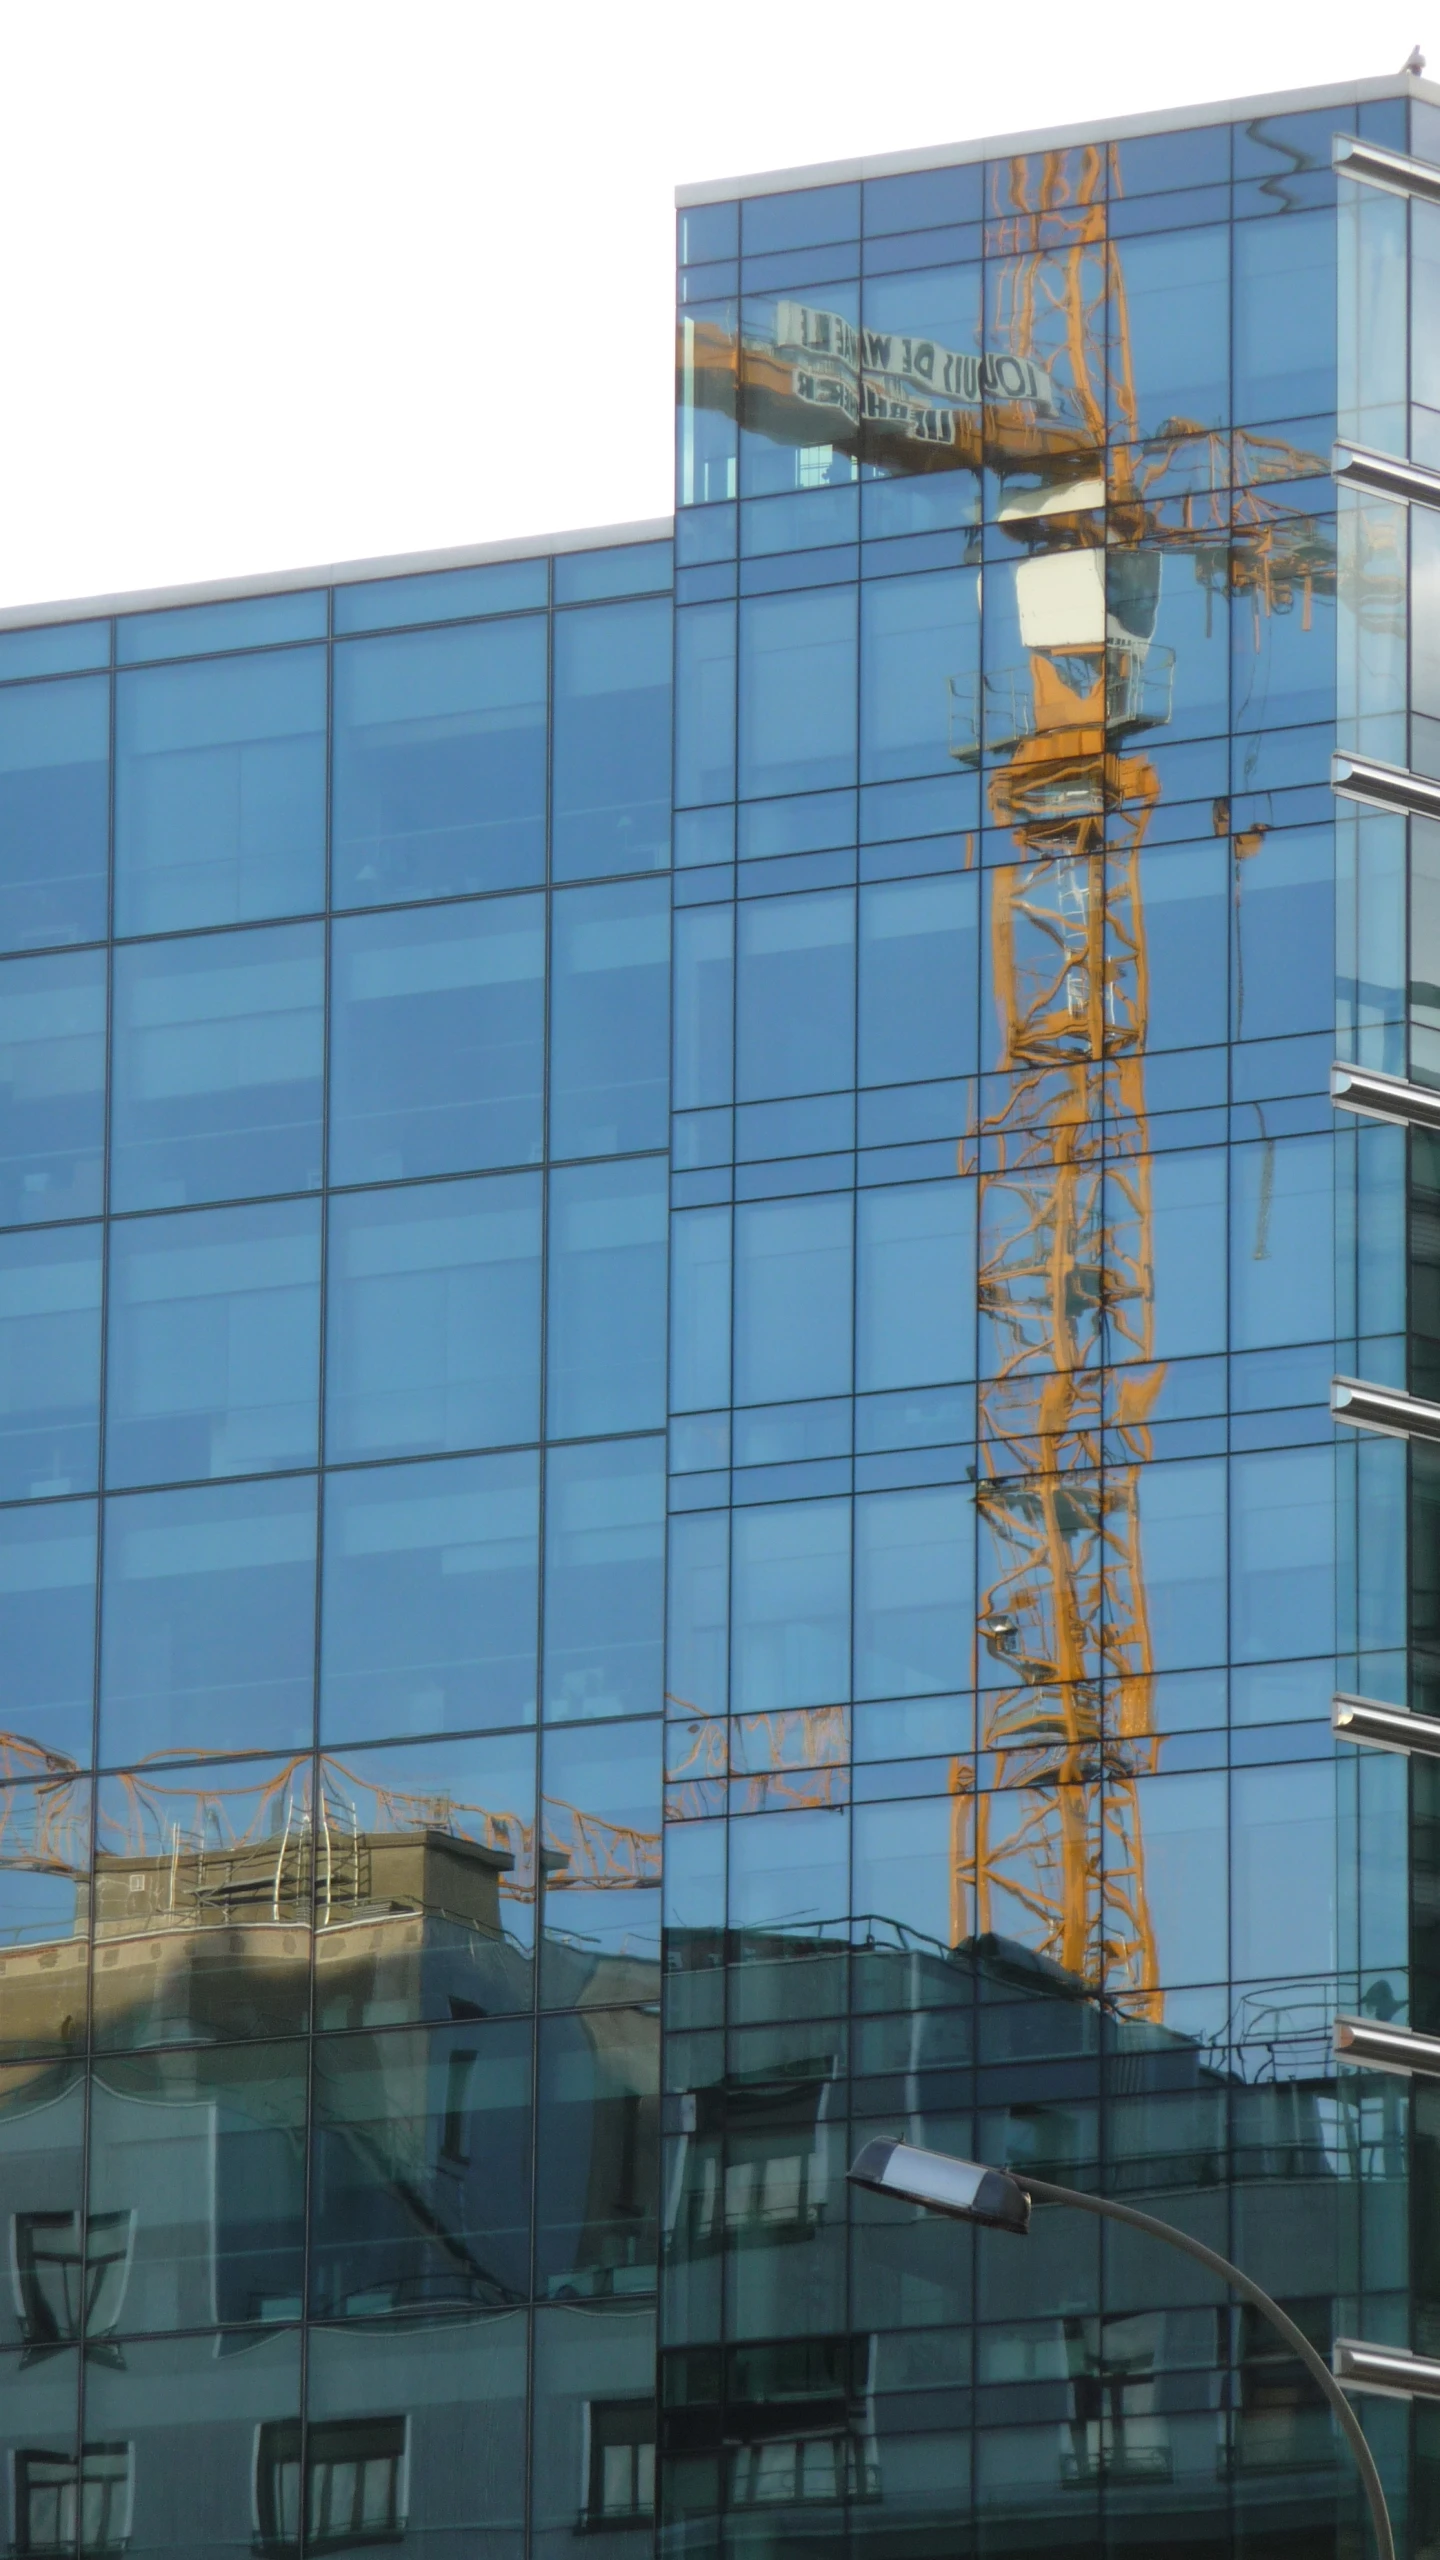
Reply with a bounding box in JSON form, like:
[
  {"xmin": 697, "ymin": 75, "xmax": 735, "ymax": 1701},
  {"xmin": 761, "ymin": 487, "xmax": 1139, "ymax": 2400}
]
[{"xmin": 2, "ymin": 64, "xmax": 1440, "ymax": 2560}]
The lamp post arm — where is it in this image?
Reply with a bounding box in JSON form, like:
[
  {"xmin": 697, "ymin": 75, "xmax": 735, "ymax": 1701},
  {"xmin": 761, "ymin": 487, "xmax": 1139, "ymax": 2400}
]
[{"xmin": 1022, "ymin": 2173, "xmax": 1394, "ymax": 2560}]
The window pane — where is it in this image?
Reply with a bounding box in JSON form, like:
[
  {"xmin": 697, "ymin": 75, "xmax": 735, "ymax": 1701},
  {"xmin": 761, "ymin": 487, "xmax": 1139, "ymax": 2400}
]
[
  {"xmin": 551, "ymin": 599, "xmax": 672, "ymax": 879},
  {"xmin": 734, "ymin": 1193, "xmax": 852, "ymax": 1405},
  {"xmin": 99, "ymin": 1475, "xmax": 317, "ymax": 1763},
  {"xmin": 105, "ymin": 1197, "xmax": 320, "ymax": 1487},
  {"xmin": 861, "ymin": 570, "xmax": 979, "ymax": 784},
  {"xmin": 313, "ymin": 1732, "xmax": 537, "ymax": 2024},
  {"xmin": 543, "ymin": 1438, "xmax": 664, "ymax": 1721},
  {"xmin": 738, "ymin": 587, "xmax": 857, "ymax": 799},
  {"xmin": 329, "ymin": 897, "xmax": 545, "ymax": 1185},
  {"xmin": 1229, "ymin": 1446, "xmax": 1334, "ymax": 1663},
  {"xmin": 670, "ymin": 1205, "xmax": 731, "ymax": 1414},
  {"xmin": 1233, "ymin": 208, "xmax": 1335, "ymax": 424},
  {"xmin": 306, "ymin": 2312, "xmax": 527, "ymax": 2546},
  {"xmin": 674, "ymin": 602, "xmax": 736, "ymax": 807},
  {"xmin": 114, "ymin": 650, "xmax": 327, "ymax": 933},
  {"xmin": 736, "ymin": 890, "xmax": 854, "ymax": 1101},
  {"xmin": 320, "ymin": 1451, "xmax": 539, "ymax": 1742},
  {"xmin": 0, "ymin": 675, "xmax": 108, "ymax": 955},
  {"xmin": 539, "ymin": 1730, "xmax": 662, "ymax": 2000},
  {"xmin": 546, "ymin": 1161, "xmax": 667, "ymax": 1438},
  {"xmin": 333, "ymin": 621, "xmax": 548, "ymax": 905},
  {"xmin": 0, "ymin": 1224, "xmax": 101, "ymax": 1501},
  {"xmin": 310, "ymin": 2020, "xmax": 532, "ymax": 2313},
  {"xmin": 88, "ymin": 2043, "xmax": 306, "ymax": 2330},
  {"xmin": 549, "ymin": 881, "xmax": 670, "ymax": 1159},
  {"xmin": 0, "ymin": 1498, "xmax": 96, "ymax": 1766},
  {"xmin": 731, "ymin": 1499, "xmax": 850, "ymax": 1713},
  {"xmin": 1133, "ymin": 1457, "xmax": 1226, "ymax": 1670},
  {"xmin": 325, "ymin": 1175, "xmax": 541, "ymax": 1462},
  {"xmin": 81, "ymin": 2332, "xmax": 302, "ymax": 2555},
  {"xmin": 1117, "ymin": 225, "xmax": 1228, "ymax": 438},
  {"xmin": 673, "ymin": 904, "xmax": 733, "ymax": 1111},
  {"xmin": 859, "ymin": 874, "xmax": 977, "ymax": 1087},
  {"xmin": 857, "ymin": 1181, "xmax": 975, "ymax": 1391},
  {"xmin": 855, "ymin": 1484, "xmax": 973, "ymax": 1698},
  {"xmin": 1229, "ymin": 1134, "xmax": 1333, "ymax": 1350},
  {"xmin": 1231, "ymin": 1761, "xmax": 1335, "ymax": 1980},
  {"xmin": 535, "ymin": 2007, "xmax": 658, "ymax": 2279},
  {"xmin": 109, "ymin": 922, "xmax": 324, "ymax": 1212},
  {"xmin": 0, "ymin": 948, "xmax": 105, "ymax": 1228}
]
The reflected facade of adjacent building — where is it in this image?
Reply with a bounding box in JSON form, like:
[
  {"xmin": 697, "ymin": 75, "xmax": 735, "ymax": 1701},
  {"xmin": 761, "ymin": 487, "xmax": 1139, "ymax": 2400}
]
[{"xmin": 0, "ymin": 65, "xmax": 1435, "ymax": 2560}]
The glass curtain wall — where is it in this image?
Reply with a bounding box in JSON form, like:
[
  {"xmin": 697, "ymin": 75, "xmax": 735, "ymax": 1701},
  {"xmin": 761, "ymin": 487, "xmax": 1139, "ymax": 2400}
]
[
  {"xmin": 0, "ymin": 535, "xmax": 673, "ymax": 2560},
  {"xmin": 666, "ymin": 93, "xmax": 1413, "ymax": 2560}
]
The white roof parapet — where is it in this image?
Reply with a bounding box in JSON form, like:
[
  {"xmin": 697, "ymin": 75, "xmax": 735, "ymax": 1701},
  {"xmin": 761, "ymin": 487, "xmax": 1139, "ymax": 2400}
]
[{"xmin": 676, "ymin": 73, "xmax": 1440, "ymax": 206}]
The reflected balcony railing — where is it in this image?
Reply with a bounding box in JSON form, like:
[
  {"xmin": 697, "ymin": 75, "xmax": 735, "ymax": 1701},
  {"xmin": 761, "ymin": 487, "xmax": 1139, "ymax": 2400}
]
[{"xmin": 948, "ymin": 644, "xmax": 1176, "ymax": 763}]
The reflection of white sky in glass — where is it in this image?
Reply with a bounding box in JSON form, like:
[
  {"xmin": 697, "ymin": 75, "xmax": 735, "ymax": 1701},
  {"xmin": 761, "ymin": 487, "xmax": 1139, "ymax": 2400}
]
[{"xmin": 0, "ymin": 3, "xmax": 1386, "ymax": 610}]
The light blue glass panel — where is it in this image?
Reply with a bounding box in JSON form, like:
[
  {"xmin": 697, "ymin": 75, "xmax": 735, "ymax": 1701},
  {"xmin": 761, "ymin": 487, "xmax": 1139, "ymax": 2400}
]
[
  {"xmin": 324, "ymin": 1175, "xmax": 541, "ymax": 1462},
  {"xmin": 1233, "ymin": 208, "xmax": 1336, "ymax": 423},
  {"xmin": 670, "ymin": 1207, "xmax": 731, "ymax": 1415},
  {"xmin": 731, "ymin": 1498, "xmax": 850, "ymax": 1713},
  {"xmin": 539, "ymin": 1717, "xmax": 662, "ymax": 1986},
  {"xmin": 543, "ymin": 1437, "xmax": 664, "ymax": 1720},
  {"xmin": 854, "ymin": 1485, "xmax": 973, "ymax": 1698},
  {"xmin": 105, "ymin": 1197, "xmax": 320, "ymax": 1488},
  {"xmin": 1231, "ymin": 825, "xmax": 1334, "ymax": 1040},
  {"xmin": 553, "ymin": 541, "xmax": 672, "ymax": 602},
  {"xmin": 1127, "ymin": 844, "xmax": 1229, "ymax": 1051},
  {"xmin": 0, "ymin": 676, "xmax": 108, "ymax": 955},
  {"xmin": 738, "ymin": 587, "xmax": 857, "ymax": 798},
  {"xmin": 735, "ymin": 890, "xmax": 854, "ymax": 1101},
  {"xmin": 858, "ymin": 875, "xmax": 977, "ymax": 1086},
  {"xmin": 851, "ymin": 1795, "xmax": 956, "ymax": 1949},
  {"xmin": 1229, "ymin": 1133, "xmax": 1333, "ymax": 1350},
  {"xmin": 734, "ymin": 1193, "xmax": 851, "ymax": 1405},
  {"xmin": 332, "ymin": 621, "xmax": 547, "ymax": 905},
  {"xmin": 1229, "ymin": 1445, "xmax": 1334, "ymax": 1663},
  {"xmin": 0, "ymin": 622, "xmax": 108, "ymax": 679},
  {"xmin": 98, "ymin": 1475, "xmax": 317, "ymax": 1763},
  {"xmin": 673, "ymin": 907, "xmax": 733, "ymax": 1111},
  {"xmin": 115, "ymin": 592, "xmax": 326, "ymax": 664},
  {"xmin": 674, "ymin": 603, "xmax": 735, "ymax": 807},
  {"xmin": 329, "ymin": 896, "xmax": 545, "ymax": 1186},
  {"xmin": 332, "ymin": 558, "xmax": 548, "ymax": 634},
  {"xmin": 0, "ymin": 1225, "xmax": 101, "ymax": 1502},
  {"xmin": 666, "ymin": 1510, "xmax": 728, "ymax": 1722},
  {"xmin": 546, "ymin": 1160, "xmax": 667, "ymax": 1438},
  {"xmin": 1130, "ymin": 1772, "xmax": 1227, "ymax": 1985},
  {"xmin": 319, "ymin": 1451, "xmax": 539, "ymax": 1742},
  {"xmin": 860, "ymin": 570, "xmax": 979, "ymax": 783},
  {"xmin": 114, "ymin": 651, "xmax": 327, "ymax": 933},
  {"xmin": 109, "ymin": 923, "xmax": 324, "ymax": 1212},
  {"xmin": 1111, "ymin": 1150, "xmax": 1226, "ymax": 1365},
  {"xmin": 1134, "ymin": 1458, "xmax": 1226, "ymax": 1669},
  {"xmin": 1231, "ymin": 1761, "xmax": 1336, "ymax": 1979},
  {"xmin": 0, "ymin": 948, "xmax": 105, "ymax": 1226},
  {"xmin": 551, "ymin": 599, "xmax": 672, "ymax": 879},
  {"xmin": 856, "ymin": 1181, "xmax": 975, "ymax": 1391},
  {"xmin": 0, "ymin": 1497, "xmax": 96, "ymax": 1764},
  {"xmin": 549, "ymin": 881, "xmax": 670, "ymax": 1158},
  {"xmin": 1116, "ymin": 225, "xmax": 1228, "ymax": 438},
  {"xmin": 728, "ymin": 1805, "xmax": 848, "ymax": 1936}
]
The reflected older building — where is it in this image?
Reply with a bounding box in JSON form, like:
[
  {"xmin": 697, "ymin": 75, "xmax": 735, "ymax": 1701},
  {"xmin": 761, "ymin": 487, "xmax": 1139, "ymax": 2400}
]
[{"xmin": 0, "ymin": 61, "xmax": 1432, "ymax": 2560}]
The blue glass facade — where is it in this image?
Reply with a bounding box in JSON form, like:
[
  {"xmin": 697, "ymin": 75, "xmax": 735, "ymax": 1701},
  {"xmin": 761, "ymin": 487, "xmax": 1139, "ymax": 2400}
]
[{"xmin": 1, "ymin": 68, "xmax": 1440, "ymax": 2560}]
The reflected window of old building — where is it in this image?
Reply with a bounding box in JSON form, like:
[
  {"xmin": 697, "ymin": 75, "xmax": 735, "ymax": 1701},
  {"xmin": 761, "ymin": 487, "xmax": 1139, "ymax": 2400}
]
[
  {"xmin": 14, "ymin": 2440, "xmax": 132, "ymax": 2555},
  {"xmin": 256, "ymin": 2414, "xmax": 407, "ymax": 2554},
  {"xmin": 584, "ymin": 2398, "xmax": 656, "ymax": 2525},
  {"xmin": 11, "ymin": 2210, "xmax": 134, "ymax": 2347}
]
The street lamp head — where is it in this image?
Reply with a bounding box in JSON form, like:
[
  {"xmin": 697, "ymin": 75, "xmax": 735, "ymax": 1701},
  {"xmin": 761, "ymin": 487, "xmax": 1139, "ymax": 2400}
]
[{"xmin": 848, "ymin": 2137, "xmax": 1031, "ymax": 2237}]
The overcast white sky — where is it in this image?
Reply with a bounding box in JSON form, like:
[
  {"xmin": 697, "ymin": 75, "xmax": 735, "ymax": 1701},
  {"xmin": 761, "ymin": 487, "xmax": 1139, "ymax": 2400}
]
[{"xmin": 0, "ymin": 0, "xmax": 1430, "ymax": 612}]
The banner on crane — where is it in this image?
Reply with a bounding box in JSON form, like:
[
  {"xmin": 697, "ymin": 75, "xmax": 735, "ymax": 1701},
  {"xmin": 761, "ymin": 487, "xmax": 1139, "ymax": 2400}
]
[{"xmin": 774, "ymin": 300, "xmax": 1060, "ymax": 444}]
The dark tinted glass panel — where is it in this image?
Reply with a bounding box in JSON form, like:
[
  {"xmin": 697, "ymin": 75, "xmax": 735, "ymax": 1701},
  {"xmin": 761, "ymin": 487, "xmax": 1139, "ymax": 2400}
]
[
  {"xmin": 551, "ymin": 598, "xmax": 672, "ymax": 878},
  {"xmin": 546, "ymin": 1160, "xmax": 668, "ymax": 1438},
  {"xmin": 333, "ymin": 621, "xmax": 547, "ymax": 904},
  {"xmin": 105, "ymin": 1197, "xmax": 320, "ymax": 1488},
  {"xmin": 81, "ymin": 2331, "xmax": 302, "ymax": 2550},
  {"xmin": 0, "ymin": 946, "xmax": 105, "ymax": 1225},
  {"xmin": 0, "ymin": 2077, "xmax": 85, "ymax": 2314},
  {"xmin": 114, "ymin": 649, "xmax": 327, "ymax": 932},
  {"xmin": 543, "ymin": 1438, "xmax": 664, "ymax": 1721},
  {"xmin": 532, "ymin": 2306, "xmax": 655, "ymax": 2543},
  {"xmin": 0, "ymin": 1224, "xmax": 101, "ymax": 1502},
  {"xmin": 319, "ymin": 1450, "xmax": 539, "ymax": 1742},
  {"xmin": 310, "ymin": 2019, "xmax": 532, "ymax": 2313},
  {"xmin": 549, "ymin": 880, "xmax": 670, "ymax": 1158},
  {"xmin": 333, "ymin": 556, "xmax": 548, "ymax": 634},
  {"xmin": 115, "ymin": 590, "xmax": 326, "ymax": 663},
  {"xmin": 325, "ymin": 1174, "xmax": 541, "ymax": 1461},
  {"xmin": 306, "ymin": 2312, "xmax": 527, "ymax": 2548},
  {"xmin": 0, "ymin": 1497, "xmax": 96, "ymax": 1766},
  {"xmin": 109, "ymin": 922, "xmax": 324, "ymax": 1211},
  {"xmin": 98, "ymin": 1474, "xmax": 317, "ymax": 1763},
  {"xmin": 329, "ymin": 897, "xmax": 545, "ymax": 1185},
  {"xmin": 535, "ymin": 2006, "xmax": 659, "ymax": 2276},
  {"xmin": 0, "ymin": 675, "xmax": 108, "ymax": 954}
]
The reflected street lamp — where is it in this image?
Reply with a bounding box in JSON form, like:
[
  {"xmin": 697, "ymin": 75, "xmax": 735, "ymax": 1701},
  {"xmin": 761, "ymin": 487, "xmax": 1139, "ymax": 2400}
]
[{"xmin": 849, "ymin": 2137, "xmax": 1396, "ymax": 2560}]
